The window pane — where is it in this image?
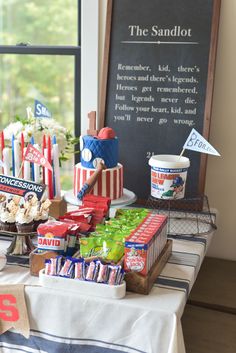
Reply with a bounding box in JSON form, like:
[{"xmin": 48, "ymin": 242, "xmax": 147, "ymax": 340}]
[
  {"xmin": 0, "ymin": 0, "xmax": 78, "ymax": 46},
  {"xmin": 0, "ymin": 54, "xmax": 75, "ymax": 190}
]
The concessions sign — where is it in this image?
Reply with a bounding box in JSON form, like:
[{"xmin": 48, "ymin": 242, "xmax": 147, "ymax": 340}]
[
  {"xmin": 0, "ymin": 174, "xmax": 45, "ymax": 200},
  {"xmin": 0, "ymin": 284, "xmax": 30, "ymax": 338}
]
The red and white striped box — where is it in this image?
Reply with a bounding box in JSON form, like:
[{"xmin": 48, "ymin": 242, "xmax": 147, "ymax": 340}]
[
  {"xmin": 124, "ymin": 213, "xmax": 167, "ymax": 275},
  {"xmin": 74, "ymin": 163, "xmax": 123, "ymax": 200}
]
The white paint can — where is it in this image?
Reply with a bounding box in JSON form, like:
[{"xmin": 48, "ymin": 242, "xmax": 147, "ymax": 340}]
[{"xmin": 149, "ymin": 155, "xmax": 190, "ymax": 199}]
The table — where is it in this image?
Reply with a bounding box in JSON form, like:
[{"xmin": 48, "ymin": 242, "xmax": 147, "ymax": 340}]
[{"xmin": 0, "ymin": 225, "xmax": 214, "ymax": 353}]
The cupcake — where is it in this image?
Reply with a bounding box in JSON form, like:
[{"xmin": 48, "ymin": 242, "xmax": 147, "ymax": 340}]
[
  {"xmin": 0, "ymin": 205, "xmax": 17, "ymax": 232},
  {"xmin": 0, "ymin": 195, "xmax": 20, "ymax": 232},
  {"xmin": 16, "ymin": 206, "xmax": 34, "ymax": 233},
  {"xmin": 32, "ymin": 199, "xmax": 51, "ymax": 231},
  {"xmin": 0, "ymin": 194, "xmax": 6, "ymax": 206},
  {"xmin": 0, "ymin": 195, "xmax": 6, "ymax": 231}
]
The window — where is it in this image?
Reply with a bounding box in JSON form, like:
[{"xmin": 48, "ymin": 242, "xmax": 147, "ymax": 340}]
[{"xmin": 0, "ymin": 0, "xmax": 81, "ymax": 190}]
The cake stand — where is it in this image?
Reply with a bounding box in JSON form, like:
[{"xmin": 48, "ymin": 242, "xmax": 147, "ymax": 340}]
[
  {"xmin": 0, "ymin": 230, "xmax": 36, "ymax": 255},
  {"xmin": 64, "ymin": 188, "xmax": 137, "ymax": 208}
]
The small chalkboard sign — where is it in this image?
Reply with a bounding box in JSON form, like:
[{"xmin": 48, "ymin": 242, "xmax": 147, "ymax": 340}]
[{"xmin": 100, "ymin": 0, "xmax": 221, "ymax": 200}]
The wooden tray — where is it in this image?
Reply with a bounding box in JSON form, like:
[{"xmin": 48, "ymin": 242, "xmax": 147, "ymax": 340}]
[
  {"xmin": 39, "ymin": 269, "xmax": 126, "ymax": 299},
  {"xmin": 29, "ymin": 249, "xmax": 59, "ymax": 276},
  {"xmin": 49, "ymin": 198, "xmax": 67, "ymax": 218},
  {"xmin": 125, "ymin": 240, "xmax": 172, "ymax": 295}
]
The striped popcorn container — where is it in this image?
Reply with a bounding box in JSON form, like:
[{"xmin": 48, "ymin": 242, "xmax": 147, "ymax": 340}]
[{"xmin": 74, "ymin": 163, "xmax": 123, "ymax": 200}]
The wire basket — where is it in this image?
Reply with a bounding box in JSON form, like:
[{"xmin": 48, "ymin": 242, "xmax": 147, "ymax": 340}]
[{"xmin": 146, "ymin": 195, "xmax": 216, "ymax": 236}]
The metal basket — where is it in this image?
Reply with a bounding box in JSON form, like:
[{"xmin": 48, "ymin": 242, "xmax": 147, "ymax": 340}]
[{"xmin": 146, "ymin": 195, "xmax": 216, "ymax": 236}]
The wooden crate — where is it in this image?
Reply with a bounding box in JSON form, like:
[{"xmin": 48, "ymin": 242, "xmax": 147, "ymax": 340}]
[
  {"xmin": 29, "ymin": 249, "xmax": 58, "ymax": 276},
  {"xmin": 125, "ymin": 240, "xmax": 172, "ymax": 295},
  {"xmin": 49, "ymin": 198, "xmax": 67, "ymax": 219}
]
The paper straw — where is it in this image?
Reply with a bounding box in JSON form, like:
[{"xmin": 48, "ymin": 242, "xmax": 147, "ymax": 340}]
[
  {"xmin": 52, "ymin": 136, "xmax": 61, "ymax": 198},
  {"xmin": 47, "ymin": 136, "xmax": 53, "ymax": 199},
  {"xmin": 23, "ymin": 147, "xmax": 31, "ymax": 180},
  {"xmin": 30, "ymin": 136, "xmax": 35, "ymax": 181},
  {"xmin": 12, "ymin": 135, "xmax": 15, "ymax": 176},
  {"xmin": 1, "ymin": 131, "xmax": 5, "ymax": 173},
  {"xmin": 0, "ymin": 131, "xmax": 4, "ymax": 154},
  {"xmin": 44, "ymin": 147, "xmax": 49, "ymax": 198},
  {"xmin": 21, "ymin": 133, "xmax": 24, "ymax": 178},
  {"xmin": 33, "ymin": 143, "xmax": 41, "ymax": 183},
  {"xmin": 2, "ymin": 147, "xmax": 10, "ymax": 175},
  {"xmin": 42, "ymin": 135, "xmax": 46, "ymax": 184},
  {"xmin": 14, "ymin": 139, "xmax": 21, "ymax": 177}
]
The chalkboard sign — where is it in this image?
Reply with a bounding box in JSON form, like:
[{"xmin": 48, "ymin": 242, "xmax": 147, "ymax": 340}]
[{"xmin": 100, "ymin": 0, "xmax": 221, "ymax": 200}]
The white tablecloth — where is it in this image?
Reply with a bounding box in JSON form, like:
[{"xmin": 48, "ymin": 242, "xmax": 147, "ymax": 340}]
[{"xmin": 0, "ymin": 228, "xmax": 214, "ymax": 353}]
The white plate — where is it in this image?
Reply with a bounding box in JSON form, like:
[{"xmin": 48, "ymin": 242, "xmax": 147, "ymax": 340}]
[
  {"xmin": 39, "ymin": 269, "xmax": 126, "ymax": 299},
  {"xmin": 64, "ymin": 188, "xmax": 137, "ymax": 208}
]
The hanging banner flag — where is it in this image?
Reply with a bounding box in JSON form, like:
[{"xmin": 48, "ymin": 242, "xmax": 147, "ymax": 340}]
[
  {"xmin": 0, "ymin": 284, "xmax": 30, "ymax": 338},
  {"xmin": 34, "ymin": 100, "xmax": 52, "ymax": 118},
  {"xmin": 183, "ymin": 128, "xmax": 220, "ymax": 156},
  {"xmin": 24, "ymin": 144, "xmax": 53, "ymax": 171}
]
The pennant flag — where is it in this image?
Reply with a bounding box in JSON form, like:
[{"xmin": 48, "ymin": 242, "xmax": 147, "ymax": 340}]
[
  {"xmin": 0, "ymin": 159, "xmax": 5, "ymax": 168},
  {"xmin": 34, "ymin": 100, "xmax": 52, "ymax": 118},
  {"xmin": 183, "ymin": 128, "xmax": 220, "ymax": 156},
  {"xmin": 0, "ymin": 284, "xmax": 30, "ymax": 338},
  {"xmin": 24, "ymin": 144, "xmax": 52, "ymax": 170}
]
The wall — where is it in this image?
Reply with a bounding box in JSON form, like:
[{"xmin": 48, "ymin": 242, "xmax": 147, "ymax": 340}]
[
  {"xmin": 205, "ymin": 1, "xmax": 236, "ymax": 260},
  {"xmin": 81, "ymin": 0, "xmax": 99, "ymax": 133},
  {"xmin": 89, "ymin": 0, "xmax": 235, "ymax": 260}
]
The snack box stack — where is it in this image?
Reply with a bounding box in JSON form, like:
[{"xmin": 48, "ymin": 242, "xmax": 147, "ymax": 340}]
[
  {"xmin": 60, "ymin": 194, "xmax": 111, "ymax": 230},
  {"xmin": 82, "ymin": 194, "xmax": 111, "ymax": 218},
  {"xmin": 124, "ymin": 213, "xmax": 167, "ymax": 276},
  {"xmin": 37, "ymin": 208, "xmax": 93, "ymax": 256},
  {"xmin": 79, "ymin": 208, "xmax": 150, "ymax": 263},
  {"xmin": 36, "ymin": 195, "xmax": 111, "ymax": 257}
]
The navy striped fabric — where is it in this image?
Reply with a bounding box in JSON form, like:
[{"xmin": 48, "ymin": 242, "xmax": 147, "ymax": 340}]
[{"xmin": 0, "ymin": 330, "xmax": 146, "ymax": 353}]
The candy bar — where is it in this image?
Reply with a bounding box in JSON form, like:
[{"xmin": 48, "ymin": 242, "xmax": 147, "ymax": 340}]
[
  {"xmin": 45, "ymin": 259, "xmax": 52, "ymax": 276},
  {"xmin": 85, "ymin": 261, "xmax": 96, "ymax": 281},
  {"xmin": 59, "ymin": 258, "xmax": 74, "ymax": 278},
  {"xmin": 97, "ymin": 262, "xmax": 108, "ymax": 283},
  {"xmin": 108, "ymin": 265, "xmax": 121, "ymax": 285},
  {"xmin": 74, "ymin": 259, "xmax": 85, "ymax": 280}
]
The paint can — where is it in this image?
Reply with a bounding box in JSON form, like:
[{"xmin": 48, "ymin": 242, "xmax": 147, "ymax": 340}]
[{"xmin": 149, "ymin": 155, "xmax": 190, "ymax": 199}]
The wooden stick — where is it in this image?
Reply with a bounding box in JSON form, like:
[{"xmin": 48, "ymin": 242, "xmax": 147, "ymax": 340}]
[
  {"xmin": 179, "ymin": 148, "xmax": 185, "ymax": 159},
  {"xmin": 17, "ymin": 162, "xmax": 24, "ymax": 178}
]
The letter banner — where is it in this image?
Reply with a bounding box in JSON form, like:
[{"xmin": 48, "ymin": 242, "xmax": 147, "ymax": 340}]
[
  {"xmin": 24, "ymin": 144, "xmax": 52, "ymax": 171},
  {"xmin": 0, "ymin": 284, "xmax": 30, "ymax": 338},
  {"xmin": 34, "ymin": 99, "xmax": 52, "ymax": 118},
  {"xmin": 183, "ymin": 128, "xmax": 220, "ymax": 156},
  {"xmin": 0, "ymin": 174, "xmax": 46, "ymax": 200}
]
